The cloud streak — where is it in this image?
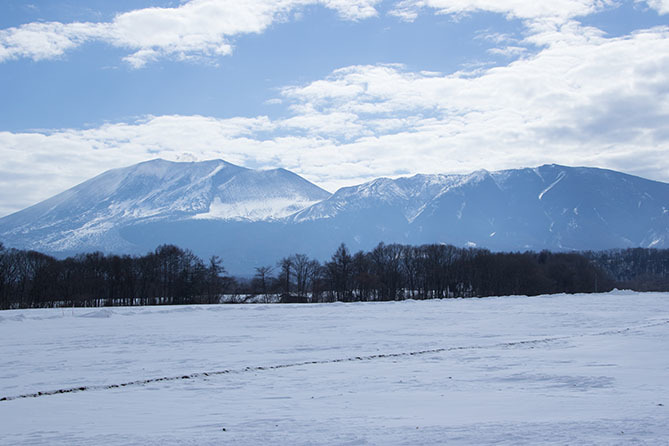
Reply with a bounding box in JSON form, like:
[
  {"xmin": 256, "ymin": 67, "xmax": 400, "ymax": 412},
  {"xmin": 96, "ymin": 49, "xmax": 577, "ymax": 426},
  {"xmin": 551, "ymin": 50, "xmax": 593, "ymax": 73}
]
[
  {"xmin": 389, "ymin": 0, "xmax": 619, "ymax": 23},
  {"xmin": 0, "ymin": 0, "xmax": 380, "ymax": 67}
]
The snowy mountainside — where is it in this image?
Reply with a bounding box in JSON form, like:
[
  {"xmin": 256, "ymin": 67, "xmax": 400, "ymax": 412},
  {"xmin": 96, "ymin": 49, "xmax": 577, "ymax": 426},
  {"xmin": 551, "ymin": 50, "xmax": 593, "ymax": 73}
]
[
  {"xmin": 0, "ymin": 159, "xmax": 330, "ymax": 252},
  {"xmin": 292, "ymin": 164, "xmax": 669, "ymax": 254},
  {"xmin": 291, "ymin": 173, "xmax": 471, "ymax": 223}
]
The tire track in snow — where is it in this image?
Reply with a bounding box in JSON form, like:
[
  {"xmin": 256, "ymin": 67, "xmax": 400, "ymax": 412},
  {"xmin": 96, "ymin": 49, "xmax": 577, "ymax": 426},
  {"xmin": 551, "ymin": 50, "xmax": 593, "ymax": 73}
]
[{"xmin": 2, "ymin": 318, "xmax": 667, "ymax": 402}]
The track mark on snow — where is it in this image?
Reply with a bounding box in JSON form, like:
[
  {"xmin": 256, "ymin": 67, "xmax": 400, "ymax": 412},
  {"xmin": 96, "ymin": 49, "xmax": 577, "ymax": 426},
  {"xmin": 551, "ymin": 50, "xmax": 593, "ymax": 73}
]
[{"xmin": 2, "ymin": 319, "xmax": 667, "ymax": 402}]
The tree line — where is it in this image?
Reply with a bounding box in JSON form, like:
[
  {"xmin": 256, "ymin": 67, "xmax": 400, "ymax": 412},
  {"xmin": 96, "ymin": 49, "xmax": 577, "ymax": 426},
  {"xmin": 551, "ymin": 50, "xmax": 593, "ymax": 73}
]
[
  {"xmin": 586, "ymin": 248, "xmax": 669, "ymax": 291},
  {"xmin": 1, "ymin": 241, "xmax": 667, "ymax": 309},
  {"xmin": 0, "ymin": 243, "xmax": 229, "ymax": 309},
  {"xmin": 265, "ymin": 243, "xmax": 614, "ymax": 303}
]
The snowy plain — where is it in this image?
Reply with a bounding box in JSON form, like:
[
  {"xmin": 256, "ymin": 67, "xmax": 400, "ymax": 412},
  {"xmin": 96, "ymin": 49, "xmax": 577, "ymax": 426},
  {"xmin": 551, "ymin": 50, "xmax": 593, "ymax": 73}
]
[{"xmin": 1, "ymin": 291, "xmax": 668, "ymax": 445}]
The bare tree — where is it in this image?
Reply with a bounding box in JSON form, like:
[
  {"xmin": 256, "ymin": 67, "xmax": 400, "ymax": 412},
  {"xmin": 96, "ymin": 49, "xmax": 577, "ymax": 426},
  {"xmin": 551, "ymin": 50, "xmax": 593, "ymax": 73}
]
[
  {"xmin": 278, "ymin": 257, "xmax": 293, "ymax": 296},
  {"xmin": 291, "ymin": 254, "xmax": 311, "ymax": 297},
  {"xmin": 253, "ymin": 265, "xmax": 274, "ymax": 303},
  {"xmin": 327, "ymin": 243, "xmax": 353, "ymax": 301}
]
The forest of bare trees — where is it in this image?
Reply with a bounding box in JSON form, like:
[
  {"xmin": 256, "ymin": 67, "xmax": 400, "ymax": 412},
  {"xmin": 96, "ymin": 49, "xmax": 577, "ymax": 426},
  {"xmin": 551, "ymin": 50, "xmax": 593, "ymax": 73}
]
[
  {"xmin": 0, "ymin": 243, "xmax": 230, "ymax": 309},
  {"xmin": 1, "ymin": 240, "xmax": 667, "ymax": 310},
  {"xmin": 586, "ymin": 248, "xmax": 669, "ymax": 291}
]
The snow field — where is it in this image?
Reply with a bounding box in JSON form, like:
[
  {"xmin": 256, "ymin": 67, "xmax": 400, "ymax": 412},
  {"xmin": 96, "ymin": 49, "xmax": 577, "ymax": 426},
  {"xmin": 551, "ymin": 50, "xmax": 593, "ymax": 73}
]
[{"xmin": 1, "ymin": 291, "xmax": 668, "ymax": 444}]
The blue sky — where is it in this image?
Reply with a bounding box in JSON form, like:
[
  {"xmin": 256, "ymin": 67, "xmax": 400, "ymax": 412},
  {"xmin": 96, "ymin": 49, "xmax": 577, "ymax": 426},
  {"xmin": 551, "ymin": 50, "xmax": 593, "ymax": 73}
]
[
  {"xmin": 1, "ymin": 2, "xmax": 531, "ymax": 130},
  {"xmin": 1, "ymin": 0, "xmax": 668, "ymax": 216}
]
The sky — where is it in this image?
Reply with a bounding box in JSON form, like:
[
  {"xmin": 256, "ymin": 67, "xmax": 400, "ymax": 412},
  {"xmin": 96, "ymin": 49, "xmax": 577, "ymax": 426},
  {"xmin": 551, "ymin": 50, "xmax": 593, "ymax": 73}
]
[{"xmin": 0, "ymin": 0, "xmax": 668, "ymax": 217}]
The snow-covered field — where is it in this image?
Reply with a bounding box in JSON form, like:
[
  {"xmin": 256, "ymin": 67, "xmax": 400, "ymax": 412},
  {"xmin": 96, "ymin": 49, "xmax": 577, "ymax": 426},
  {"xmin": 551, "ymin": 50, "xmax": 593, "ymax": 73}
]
[{"xmin": 1, "ymin": 291, "xmax": 668, "ymax": 445}]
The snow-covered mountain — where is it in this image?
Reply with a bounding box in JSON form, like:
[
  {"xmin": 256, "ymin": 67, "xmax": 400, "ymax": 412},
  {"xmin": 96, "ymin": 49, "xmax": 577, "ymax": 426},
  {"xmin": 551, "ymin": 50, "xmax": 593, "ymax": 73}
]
[
  {"xmin": 292, "ymin": 164, "xmax": 669, "ymax": 253},
  {"xmin": 1, "ymin": 161, "xmax": 668, "ymax": 275},
  {"xmin": 0, "ymin": 159, "xmax": 330, "ymax": 253},
  {"xmin": 412, "ymin": 165, "xmax": 669, "ymax": 250}
]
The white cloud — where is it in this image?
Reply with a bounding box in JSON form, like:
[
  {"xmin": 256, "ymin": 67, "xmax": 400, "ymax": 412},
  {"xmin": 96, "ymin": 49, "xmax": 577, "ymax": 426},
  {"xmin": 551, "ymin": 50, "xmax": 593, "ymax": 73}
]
[
  {"xmin": 641, "ymin": 0, "xmax": 669, "ymax": 14},
  {"xmin": 475, "ymin": 31, "xmax": 519, "ymax": 45},
  {"xmin": 0, "ymin": 0, "xmax": 380, "ymax": 67},
  {"xmin": 388, "ymin": 1, "xmax": 627, "ymax": 69},
  {"xmin": 320, "ymin": 0, "xmax": 380, "ymax": 20},
  {"xmin": 280, "ymin": 111, "xmax": 367, "ymax": 139},
  {"xmin": 274, "ymin": 23, "xmax": 669, "ymax": 184},
  {"xmin": 487, "ymin": 45, "xmax": 528, "ymax": 57},
  {"xmin": 0, "ymin": 21, "xmax": 109, "ymax": 62},
  {"xmin": 390, "ymin": 0, "xmax": 618, "ymax": 23}
]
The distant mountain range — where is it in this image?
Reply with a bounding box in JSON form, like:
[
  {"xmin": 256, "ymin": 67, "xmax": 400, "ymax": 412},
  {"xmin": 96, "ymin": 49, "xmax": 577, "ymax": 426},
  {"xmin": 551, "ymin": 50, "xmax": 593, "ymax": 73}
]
[{"xmin": 1, "ymin": 159, "xmax": 668, "ymax": 275}]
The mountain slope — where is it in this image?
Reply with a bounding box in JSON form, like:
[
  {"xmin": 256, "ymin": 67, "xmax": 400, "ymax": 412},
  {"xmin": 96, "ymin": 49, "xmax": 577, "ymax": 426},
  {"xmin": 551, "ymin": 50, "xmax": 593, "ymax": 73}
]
[
  {"xmin": 411, "ymin": 165, "xmax": 669, "ymax": 250},
  {"xmin": 0, "ymin": 159, "xmax": 330, "ymax": 253},
  {"xmin": 291, "ymin": 164, "xmax": 669, "ymax": 253}
]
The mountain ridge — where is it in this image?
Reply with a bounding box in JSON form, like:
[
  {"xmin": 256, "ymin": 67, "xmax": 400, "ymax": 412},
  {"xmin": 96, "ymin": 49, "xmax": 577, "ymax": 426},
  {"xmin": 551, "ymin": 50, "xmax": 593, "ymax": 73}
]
[{"xmin": 1, "ymin": 159, "xmax": 668, "ymax": 274}]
